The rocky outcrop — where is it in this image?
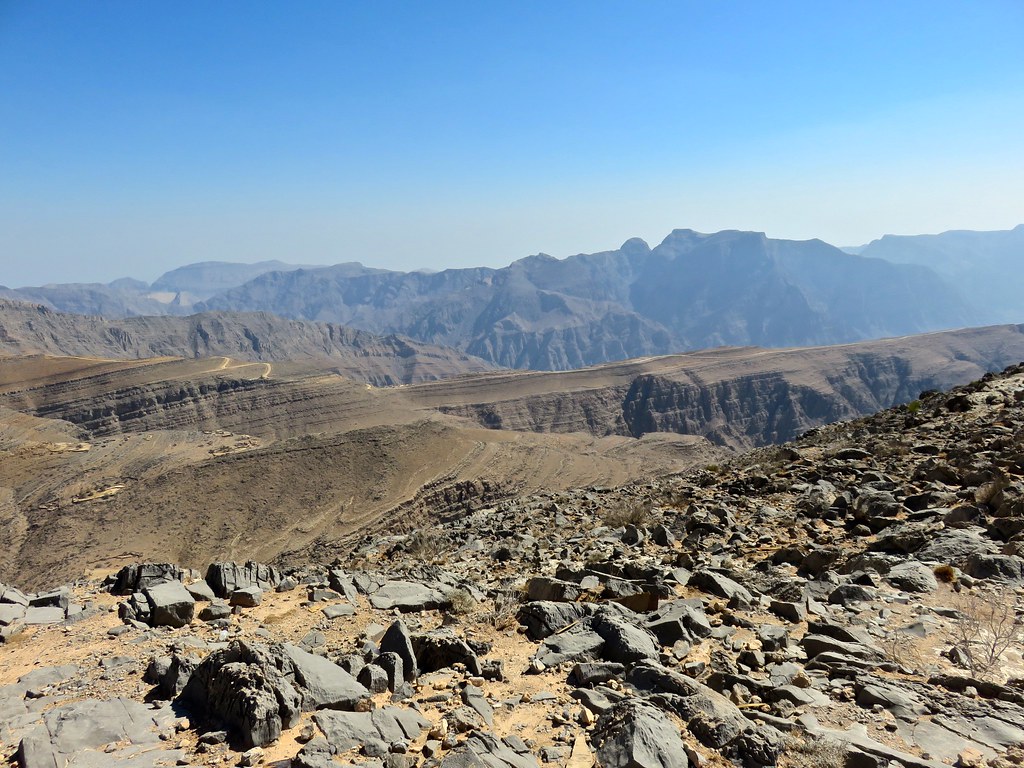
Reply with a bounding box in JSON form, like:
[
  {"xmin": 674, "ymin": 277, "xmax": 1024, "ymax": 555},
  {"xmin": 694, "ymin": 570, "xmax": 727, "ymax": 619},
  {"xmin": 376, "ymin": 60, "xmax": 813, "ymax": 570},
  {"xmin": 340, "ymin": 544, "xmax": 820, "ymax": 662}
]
[{"xmin": 179, "ymin": 640, "xmax": 368, "ymax": 748}]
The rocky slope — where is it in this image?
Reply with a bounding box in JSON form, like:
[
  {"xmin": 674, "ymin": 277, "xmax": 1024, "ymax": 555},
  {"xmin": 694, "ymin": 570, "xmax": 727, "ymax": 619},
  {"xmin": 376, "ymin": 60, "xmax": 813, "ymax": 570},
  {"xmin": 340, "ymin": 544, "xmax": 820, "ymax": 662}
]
[
  {"xmin": 0, "ymin": 354, "xmax": 723, "ymax": 588},
  {"xmin": 2, "ymin": 359, "xmax": 1023, "ymax": 768},
  {"xmin": 198, "ymin": 229, "xmax": 977, "ymax": 370},
  {"xmin": 0, "ymin": 300, "xmax": 495, "ymax": 385}
]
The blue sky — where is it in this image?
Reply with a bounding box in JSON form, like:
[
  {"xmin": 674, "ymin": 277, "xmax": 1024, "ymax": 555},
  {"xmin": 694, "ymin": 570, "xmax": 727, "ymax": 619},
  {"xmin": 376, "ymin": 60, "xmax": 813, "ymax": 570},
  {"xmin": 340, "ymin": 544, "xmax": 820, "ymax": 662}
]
[{"xmin": 1, "ymin": 1, "xmax": 1022, "ymax": 287}]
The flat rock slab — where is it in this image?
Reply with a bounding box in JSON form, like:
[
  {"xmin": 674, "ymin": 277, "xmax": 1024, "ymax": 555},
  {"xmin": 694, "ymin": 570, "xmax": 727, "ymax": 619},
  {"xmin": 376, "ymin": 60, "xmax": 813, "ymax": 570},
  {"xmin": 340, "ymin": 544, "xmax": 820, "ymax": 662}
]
[
  {"xmin": 322, "ymin": 604, "xmax": 355, "ymax": 619},
  {"xmin": 16, "ymin": 698, "xmax": 175, "ymax": 767},
  {"xmin": 314, "ymin": 707, "xmax": 428, "ymax": 751},
  {"xmin": 22, "ymin": 606, "xmax": 66, "ymax": 625},
  {"xmin": 0, "ymin": 603, "xmax": 26, "ymax": 625},
  {"xmin": 807, "ymin": 722, "xmax": 952, "ymax": 768},
  {"xmin": 281, "ymin": 643, "xmax": 368, "ymax": 710},
  {"xmin": 367, "ymin": 581, "xmax": 445, "ymax": 612},
  {"xmin": 536, "ymin": 628, "xmax": 604, "ymax": 668},
  {"xmin": 440, "ymin": 730, "xmax": 538, "ymax": 768}
]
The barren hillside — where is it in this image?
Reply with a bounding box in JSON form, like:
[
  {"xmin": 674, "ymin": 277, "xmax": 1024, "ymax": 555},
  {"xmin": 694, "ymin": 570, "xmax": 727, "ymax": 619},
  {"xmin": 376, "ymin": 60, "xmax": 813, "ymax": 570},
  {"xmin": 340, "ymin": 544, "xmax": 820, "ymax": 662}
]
[{"xmin": 0, "ymin": 300, "xmax": 494, "ymax": 385}]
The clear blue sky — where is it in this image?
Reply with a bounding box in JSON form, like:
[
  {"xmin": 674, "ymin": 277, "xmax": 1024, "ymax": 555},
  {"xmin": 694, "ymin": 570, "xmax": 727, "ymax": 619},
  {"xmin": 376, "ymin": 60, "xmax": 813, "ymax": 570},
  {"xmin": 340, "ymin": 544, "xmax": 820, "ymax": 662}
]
[{"xmin": 1, "ymin": 1, "xmax": 1022, "ymax": 287}]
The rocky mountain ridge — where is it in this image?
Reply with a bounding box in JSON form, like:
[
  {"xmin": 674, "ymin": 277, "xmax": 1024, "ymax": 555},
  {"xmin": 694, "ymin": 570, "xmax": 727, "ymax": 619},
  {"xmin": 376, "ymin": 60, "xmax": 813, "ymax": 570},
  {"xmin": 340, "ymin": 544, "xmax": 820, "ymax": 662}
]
[
  {"xmin": 198, "ymin": 229, "xmax": 978, "ymax": 370},
  {"xmin": 9, "ymin": 225, "xmax": 1018, "ymax": 371},
  {"xmin": 849, "ymin": 225, "xmax": 1024, "ymax": 324},
  {"xmin": 2, "ymin": 358, "xmax": 1023, "ymax": 768}
]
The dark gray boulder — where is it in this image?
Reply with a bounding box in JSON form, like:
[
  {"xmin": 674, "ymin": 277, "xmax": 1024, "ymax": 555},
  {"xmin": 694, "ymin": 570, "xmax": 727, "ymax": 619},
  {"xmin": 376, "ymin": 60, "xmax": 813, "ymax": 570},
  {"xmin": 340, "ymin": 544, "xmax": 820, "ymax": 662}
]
[
  {"xmin": 964, "ymin": 553, "xmax": 1024, "ymax": 582},
  {"xmin": 592, "ymin": 699, "xmax": 689, "ymax": 768},
  {"xmin": 377, "ymin": 652, "xmax": 404, "ymax": 692},
  {"xmin": 412, "ymin": 630, "xmax": 482, "ymax": 675},
  {"xmin": 229, "ymin": 586, "xmax": 263, "ymax": 608},
  {"xmin": 626, "ymin": 661, "xmax": 749, "ymax": 750},
  {"xmin": 569, "ymin": 662, "xmax": 626, "ymax": 687},
  {"xmin": 517, "ymin": 601, "xmax": 590, "ymax": 640},
  {"xmin": 885, "ymin": 562, "xmax": 938, "ymax": 593},
  {"xmin": 110, "ymin": 563, "xmax": 184, "ymax": 595},
  {"xmin": 379, "ymin": 620, "xmax": 418, "ymax": 682},
  {"xmin": 144, "ymin": 581, "xmax": 195, "ymax": 628},
  {"xmin": 689, "ymin": 570, "xmax": 754, "ymax": 604},
  {"xmin": 180, "ymin": 641, "xmax": 302, "ymax": 748},
  {"xmin": 205, "ymin": 561, "xmax": 282, "ymax": 599},
  {"xmin": 590, "ymin": 611, "xmax": 660, "ymax": 665},
  {"xmin": 180, "ymin": 640, "xmax": 367, "ymax": 748},
  {"xmin": 358, "ymin": 664, "xmax": 389, "ymax": 693},
  {"xmin": 801, "ymin": 634, "xmax": 881, "ymax": 662},
  {"xmin": 916, "ymin": 528, "xmax": 997, "ymax": 564}
]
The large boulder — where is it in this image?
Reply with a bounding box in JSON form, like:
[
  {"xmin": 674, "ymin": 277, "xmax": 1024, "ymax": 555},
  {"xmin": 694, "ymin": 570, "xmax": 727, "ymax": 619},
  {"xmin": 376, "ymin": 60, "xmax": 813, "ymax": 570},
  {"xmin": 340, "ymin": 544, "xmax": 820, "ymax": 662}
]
[
  {"xmin": 413, "ymin": 629, "xmax": 482, "ymax": 675},
  {"xmin": 205, "ymin": 561, "xmax": 282, "ymax": 599},
  {"xmin": 179, "ymin": 640, "xmax": 368, "ymax": 748},
  {"xmin": 886, "ymin": 561, "xmax": 938, "ymax": 593},
  {"xmin": 592, "ymin": 699, "xmax": 689, "ymax": 768},
  {"xmin": 590, "ymin": 611, "xmax": 660, "ymax": 665},
  {"xmin": 379, "ymin": 620, "xmax": 418, "ymax": 682},
  {"xmin": 110, "ymin": 563, "xmax": 185, "ymax": 595},
  {"xmin": 144, "ymin": 581, "xmax": 195, "ymax": 628},
  {"xmin": 626, "ymin": 661, "xmax": 749, "ymax": 750},
  {"xmin": 367, "ymin": 580, "xmax": 445, "ymax": 612},
  {"xmin": 281, "ymin": 644, "xmax": 368, "ymax": 710},
  {"xmin": 517, "ymin": 601, "xmax": 591, "ymax": 641},
  {"xmin": 689, "ymin": 570, "xmax": 755, "ymax": 605}
]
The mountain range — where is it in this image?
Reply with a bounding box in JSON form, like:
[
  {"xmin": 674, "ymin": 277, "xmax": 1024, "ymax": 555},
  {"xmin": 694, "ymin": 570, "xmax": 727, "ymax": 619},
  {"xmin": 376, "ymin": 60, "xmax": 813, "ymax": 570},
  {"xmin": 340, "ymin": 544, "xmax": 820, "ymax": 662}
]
[{"xmin": 2, "ymin": 226, "xmax": 1019, "ymax": 371}]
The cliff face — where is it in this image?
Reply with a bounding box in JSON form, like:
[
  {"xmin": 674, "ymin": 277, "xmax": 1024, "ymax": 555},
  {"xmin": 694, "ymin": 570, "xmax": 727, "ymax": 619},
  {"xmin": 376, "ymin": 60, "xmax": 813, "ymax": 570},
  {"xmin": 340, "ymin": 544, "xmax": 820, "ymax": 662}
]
[
  {"xmin": 424, "ymin": 325, "xmax": 1024, "ymax": 449},
  {"xmin": 4, "ymin": 324, "xmax": 1024, "ymax": 451}
]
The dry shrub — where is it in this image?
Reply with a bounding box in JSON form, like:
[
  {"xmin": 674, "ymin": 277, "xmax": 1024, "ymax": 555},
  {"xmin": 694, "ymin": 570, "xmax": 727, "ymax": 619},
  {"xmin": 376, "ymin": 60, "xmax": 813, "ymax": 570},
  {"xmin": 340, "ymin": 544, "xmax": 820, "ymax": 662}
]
[
  {"xmin": 444, "ymin": 588, "xmax": 476, "ymax": 615},
  {"xmin": 881, "ymin": 629, "xmax": 927, "ymax": 673},
  {"xmin": 934, "ymin": 564, "xmax": 957, "ymax": 583},
  {"xmin": 488, "ymin": 581, "xmax": 526, "ymax": 630},
  {"xmin": 601, "ymin": 498, "xmax": 652, "ymax": 528},
  {"xmin": 947, "ymin": 586, "xmax": 1024, "ymax": 682},
  {"xmin": 404, "ymin": 530, "xmax": 444, "ymax": 562}
]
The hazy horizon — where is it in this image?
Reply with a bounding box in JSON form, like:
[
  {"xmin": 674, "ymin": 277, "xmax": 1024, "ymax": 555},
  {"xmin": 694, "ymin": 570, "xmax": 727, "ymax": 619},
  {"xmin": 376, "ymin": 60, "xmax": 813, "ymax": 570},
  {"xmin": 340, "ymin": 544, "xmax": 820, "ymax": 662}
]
[
  {"xmin": 2, "ymin": 1, "xmax": 1022, "ymax": 287},
  {"xmin": 5, "ymin": 222, "xmax": 1024, "ymax": 290}
]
